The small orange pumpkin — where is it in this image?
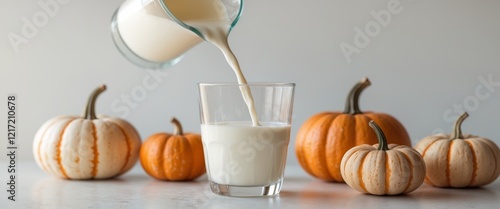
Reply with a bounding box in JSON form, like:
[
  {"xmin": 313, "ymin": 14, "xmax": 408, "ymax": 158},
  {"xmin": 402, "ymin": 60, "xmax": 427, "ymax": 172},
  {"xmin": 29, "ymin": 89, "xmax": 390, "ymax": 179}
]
[
  {"xmin": 341, "ymin": 121, "xmax": 426, "ymax": 195},
  {"xmin": 140, "ymin": 118, "xmax": 206, "ymax": 181},
  {"xmin": 415, "ymin": 112, "xmax": 500, "ymax": 188},
  {"xmin": 295, "ymin": 77, "xmax": 412, "ymax": 182}
]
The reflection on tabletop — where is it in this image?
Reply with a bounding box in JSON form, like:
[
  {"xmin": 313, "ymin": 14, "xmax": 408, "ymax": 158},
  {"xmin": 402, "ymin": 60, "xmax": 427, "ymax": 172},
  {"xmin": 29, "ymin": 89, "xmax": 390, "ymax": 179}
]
[{"xmin": 2, "ymin": 162, "xmax": 499, "ymax": 209}]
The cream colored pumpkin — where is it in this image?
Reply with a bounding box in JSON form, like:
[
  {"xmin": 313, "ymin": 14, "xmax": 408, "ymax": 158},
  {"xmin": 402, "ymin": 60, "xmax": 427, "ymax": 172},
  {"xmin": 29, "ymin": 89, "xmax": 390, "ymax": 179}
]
[
  {"xmin": 341, "ymin": 121, "xmax": 426, "ymax": 195},
  {"xmin": 33, "ymin": 85, "xmax": 142, "ymax": 179},
  {"xmin": 415, "ymin": 112, "xmax": 500, "ymax": 188}
]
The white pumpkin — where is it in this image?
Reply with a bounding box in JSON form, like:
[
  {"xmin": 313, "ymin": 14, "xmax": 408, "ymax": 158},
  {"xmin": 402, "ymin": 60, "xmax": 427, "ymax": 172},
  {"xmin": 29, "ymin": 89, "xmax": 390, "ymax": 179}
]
[
  {"xmin": 33, "ymin": 85, "xmax": 141, "ymax": 179},
  {"xmin": 341, "ymin": 121, "xmax": 426, "ymax": 195},
  {"xmin": 415, "ymin": 112, "xmax": 500, "ymax": 187}
]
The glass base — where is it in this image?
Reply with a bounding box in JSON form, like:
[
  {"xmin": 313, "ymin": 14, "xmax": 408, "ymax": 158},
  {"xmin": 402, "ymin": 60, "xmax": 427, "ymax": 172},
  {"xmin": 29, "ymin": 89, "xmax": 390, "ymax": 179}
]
[{"xmin": 209, "ymin": 180, "xmax": 283, "ymax": 197}]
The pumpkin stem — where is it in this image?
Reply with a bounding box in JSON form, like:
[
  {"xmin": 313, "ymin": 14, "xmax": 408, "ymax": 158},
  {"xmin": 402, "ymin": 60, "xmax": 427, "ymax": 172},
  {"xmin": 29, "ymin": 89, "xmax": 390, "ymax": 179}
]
[
  {"xmin": 369, "ymin": 120, "xmax": 390, "ymax": 151},
  {"xmin": 83, "ymin": 85, "xmax": 106, "ymax": 120},
  {"xmin": 343, "ymin": 77, "xmax": 371, "ymax": 115},
  {"xmin": 171, "ymin": 117, "xmax": 184, "ymax": 135},
  {"xmin": 450, "ymin": 112, "xmax": 469, "ymax": 139}
]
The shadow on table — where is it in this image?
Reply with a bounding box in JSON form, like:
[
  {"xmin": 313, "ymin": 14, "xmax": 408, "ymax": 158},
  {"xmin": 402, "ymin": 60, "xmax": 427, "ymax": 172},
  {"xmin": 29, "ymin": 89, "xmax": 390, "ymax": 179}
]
[
  {"xmin": 277, "ymin": 179, "xmax": 500, "ymax": 208},
  {"xmin": 278, "ymin": 179, "xmax": 357, "ymax": 207},
  {"xmin": 30, "ymin": 176, "xmax": 141, "ymax": 207},
  {"xmin": 29, "ymin": 174, "xmax": 210, "ymax": 208},
  {"xmin": 411, "ymin": 183, "xmax": 499, "ymax": 200}
]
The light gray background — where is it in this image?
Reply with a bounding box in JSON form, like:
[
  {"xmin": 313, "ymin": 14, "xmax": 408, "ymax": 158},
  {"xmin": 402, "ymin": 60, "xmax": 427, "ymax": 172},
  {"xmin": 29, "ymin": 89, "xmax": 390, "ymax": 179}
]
[{"xmin": 1, "ymin": 0, "xmax": 499, "ymax": 166}]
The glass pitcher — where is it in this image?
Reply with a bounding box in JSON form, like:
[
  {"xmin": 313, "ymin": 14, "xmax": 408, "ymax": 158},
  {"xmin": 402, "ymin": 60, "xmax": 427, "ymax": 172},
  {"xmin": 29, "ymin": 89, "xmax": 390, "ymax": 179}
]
[{"xmin": 110, "ymin": 0, "xmax": 243, "ymax": 69}]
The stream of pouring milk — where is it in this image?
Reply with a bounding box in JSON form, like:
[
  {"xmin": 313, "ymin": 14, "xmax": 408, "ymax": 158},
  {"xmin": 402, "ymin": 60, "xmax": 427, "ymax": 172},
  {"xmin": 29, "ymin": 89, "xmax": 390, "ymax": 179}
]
[
  {"xmin": 164, "ymin": 0, "xmax": 291, "ymax": 187},
  {"xmin": 196, "ymin": 24, "xmax": 261, "ymax": 126},
  {"xmin": 165, "ymin": 0, "xmax": 260, "ymax": 126}
]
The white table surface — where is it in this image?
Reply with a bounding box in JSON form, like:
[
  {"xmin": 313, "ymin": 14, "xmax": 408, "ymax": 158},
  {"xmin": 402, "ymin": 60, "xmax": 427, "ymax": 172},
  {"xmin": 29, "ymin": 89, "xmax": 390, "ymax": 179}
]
[{"xmin": 1, "ymin": 161, "xmax": 499, "ymax": 209}]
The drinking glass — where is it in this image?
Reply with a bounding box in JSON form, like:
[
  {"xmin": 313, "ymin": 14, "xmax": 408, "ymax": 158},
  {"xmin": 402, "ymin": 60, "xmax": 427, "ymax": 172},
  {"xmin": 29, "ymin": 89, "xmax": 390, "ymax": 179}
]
[{"xmin": 198, "ymin": 83, "xmax": 295, "ymax": 196}]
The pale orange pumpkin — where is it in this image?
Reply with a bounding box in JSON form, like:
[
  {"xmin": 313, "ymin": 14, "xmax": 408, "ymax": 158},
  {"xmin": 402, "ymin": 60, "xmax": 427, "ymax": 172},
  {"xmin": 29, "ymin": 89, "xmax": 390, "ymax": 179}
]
[
  {"xmin": 140, "ymin": 118, "xmax": 206, "ymax": 181},
  {"xmin": 415, "ymin": 112, "xmax": 500, "ymax": 188},
  {"xmin": 341, "ymin": 121, "xmax": 426, "ymax": 195},
  {"xmin": 295, "ymin": 77, "xmax": 411, "ymax": 182},
  {"xmin": 33, "ymin": 85, "xmax": 142, "ymax": 179}
]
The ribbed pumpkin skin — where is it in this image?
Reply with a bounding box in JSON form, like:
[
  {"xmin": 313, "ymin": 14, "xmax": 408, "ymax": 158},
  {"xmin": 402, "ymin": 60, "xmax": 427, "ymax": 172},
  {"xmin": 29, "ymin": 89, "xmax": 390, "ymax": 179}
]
[
  {"xmin": 140, "ymin": 133, "xmax": 206, "ymax": 181},
  {"xmin": 415, "ymin": 134, "xmax": 500, "ymax": 188},
  {"xmin": 341, "ymin": 144, "xmax": 426, "ymax": 195},
  {"xmin": 33, "ymin": 116, "xmax": 142, "ymax": 179},
  {"xmin": 295, "ymin": 112, "xmax": 411, "ymax": 182}
]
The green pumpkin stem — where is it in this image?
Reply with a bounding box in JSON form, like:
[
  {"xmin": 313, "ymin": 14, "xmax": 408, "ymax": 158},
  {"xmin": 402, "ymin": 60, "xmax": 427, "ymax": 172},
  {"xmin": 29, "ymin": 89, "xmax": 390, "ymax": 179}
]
[
  {"xmin": 83, "ymin": 85, "xmax": 106, "ymax": 120},
  {"xmin": 344, "ymin": 77, "xmax": 371, "ymax": 115},
  {"xmin": 450, "ymin": 112, "xmax": 469, "ymax": 139},
  {"xmin": 171, "ymin": 117, "xmax": 184, "ymax": 135},
  {"xmin": 369, "ymin": 120, "xmax": 390, "ymax": 151}
]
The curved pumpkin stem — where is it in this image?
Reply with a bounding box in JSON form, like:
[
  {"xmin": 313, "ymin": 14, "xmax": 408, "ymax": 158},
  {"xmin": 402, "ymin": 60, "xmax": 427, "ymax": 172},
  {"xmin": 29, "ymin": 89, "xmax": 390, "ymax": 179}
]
[
  {"xmin": 369, "ymin": 120, "xmax": 389, "ymax": 151},
  {"xmin": 171, "ymin": 117, "xmax": 184, "ymax": 135},
  {"xmin": 344, "ymin": 77, "xmax": 371, "ymax": 115},
  {"xmin": 450, "ymin": 112, "xmax": 469, "ymax": 140},
  {"xmin": 83, "ymin": 85, "xmax": 106, "ymax": 120}
]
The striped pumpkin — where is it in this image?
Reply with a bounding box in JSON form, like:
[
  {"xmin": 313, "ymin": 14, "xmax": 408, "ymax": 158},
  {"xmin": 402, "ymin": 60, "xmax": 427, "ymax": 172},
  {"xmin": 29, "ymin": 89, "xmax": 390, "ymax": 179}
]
[
  {"xmin": 33, "ymin": 85, "xmax": 141, "ymax": 179},
  {"xmin": 415, "ymin": 112, "xmax": 500, "ymax": 187},
  {"xmin": 341, "ymin": 121, "xmax": 426, "ymax": 195},
  {"xmin": 296, "ymin": 77, "xmax": 412, "ymax": 182}
]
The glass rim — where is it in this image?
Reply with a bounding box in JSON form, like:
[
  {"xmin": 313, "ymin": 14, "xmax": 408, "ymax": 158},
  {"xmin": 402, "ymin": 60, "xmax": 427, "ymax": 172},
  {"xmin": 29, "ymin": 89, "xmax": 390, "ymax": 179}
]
[{"xmin": 198, "ymin": 82, "xmax": 295, "ymax": 87}]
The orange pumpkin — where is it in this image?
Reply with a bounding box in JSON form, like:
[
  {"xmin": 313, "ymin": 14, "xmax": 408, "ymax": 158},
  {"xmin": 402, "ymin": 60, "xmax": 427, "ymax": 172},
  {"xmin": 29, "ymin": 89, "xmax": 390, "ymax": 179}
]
[
  {"xmin": 140, "ymin": 118, "xmax": 206, "ymax": 181},
  {"xmin": 295, "ymin": 77, "xmax": 412, "ymax": 182}
]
